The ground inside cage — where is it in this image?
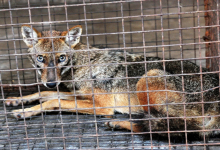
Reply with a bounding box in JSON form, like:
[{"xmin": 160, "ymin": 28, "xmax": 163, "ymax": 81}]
[{"xmin": 0, "ymin": 89, "xmax": 220, "ymax": 149}]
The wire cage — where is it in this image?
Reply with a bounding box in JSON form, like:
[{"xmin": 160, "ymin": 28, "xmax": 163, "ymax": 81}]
[{"xmin": 0, "ymin": 0, "xmax": 220, "ymax": 149}]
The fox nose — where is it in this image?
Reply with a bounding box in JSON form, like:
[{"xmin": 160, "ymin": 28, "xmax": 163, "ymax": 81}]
[{"xmin": 46, "ymin": 82, "xmax": 56, "ymax": 88}]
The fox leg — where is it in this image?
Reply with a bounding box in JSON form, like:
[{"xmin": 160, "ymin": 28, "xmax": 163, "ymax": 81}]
[
  {"xmin": 11, "ymin": 99, "xmax": 115, "ymax": 119},
  {"xmin": 106, "ymin": 69, "xmax": 182, "ymax": 132},
  {"xmin": 6, "ymin": 91, "xmax": 78, "ymax": 107},
  {"xmin": 105, "ymin": 120, "xmax": 142, "ymax": 132}
]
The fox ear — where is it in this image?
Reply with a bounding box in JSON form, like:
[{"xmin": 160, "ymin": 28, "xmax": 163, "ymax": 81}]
[
  {"xmin": 21, "ymin": 25, "xmax": 41, "ymax": 47},
  {"xmin": 62, "ymin": 25, "xmax": 82, "ymax": 48}
]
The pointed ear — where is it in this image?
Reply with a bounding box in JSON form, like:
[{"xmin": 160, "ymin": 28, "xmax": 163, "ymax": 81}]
[
  {"xmin": 62, "ymin": 25, "xmax": 82, "ymax": 48},
  {"xmin": 21, "ymin": 25, "xmax": 41, "ymax": 47}
]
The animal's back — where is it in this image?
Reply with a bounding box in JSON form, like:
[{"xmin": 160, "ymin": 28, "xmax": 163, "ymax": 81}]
[
  {"xmin": 63, "ymin": 46, "xmax": 219, "ymax": 96},
  {"xmin": 69, "ymin": 48, "xmax": 220, "ymax": 136}
]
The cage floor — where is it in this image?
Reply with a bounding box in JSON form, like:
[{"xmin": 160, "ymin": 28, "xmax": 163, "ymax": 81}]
[{"xmin": 1, "ymin": 90, "xmax": 220, "ymax": 150}]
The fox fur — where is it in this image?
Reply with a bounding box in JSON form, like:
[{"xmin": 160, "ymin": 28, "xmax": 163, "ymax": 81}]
[{"xmin": 6, "ymin": 25, "xmax": 220, "ymax": 137}]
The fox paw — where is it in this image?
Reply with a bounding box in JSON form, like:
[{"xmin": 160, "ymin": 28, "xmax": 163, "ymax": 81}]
[
  {"xmin": 105, "ymin": 121, "xmax": 122, "ymax": 130},
  {"xmin": 5, "ymin": 97, "xmax": 21, "ymax": 107},
  {"xmin": 11, "ymin": 109, "xmax": 33, "ymax": 119}
]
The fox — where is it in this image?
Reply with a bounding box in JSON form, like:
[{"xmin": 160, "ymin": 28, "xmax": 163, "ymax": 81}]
[{"xmin": 5, "ymin": 24, "xmax": 220, "ymax": 137}]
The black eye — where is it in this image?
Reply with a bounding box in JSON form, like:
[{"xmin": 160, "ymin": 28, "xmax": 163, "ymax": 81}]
[
  {"xmin": 37, "ymin": 55, "xmax": 44, "ymax": 62},
  {"xmin": 59, "ymin": 55, "xmax": 66, "ymax": 62}
]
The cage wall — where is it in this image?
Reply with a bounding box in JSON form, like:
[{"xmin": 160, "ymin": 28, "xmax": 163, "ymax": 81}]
[{"xmin": 0, "ymin": 0, "xmax": 220, "ymax": 149}]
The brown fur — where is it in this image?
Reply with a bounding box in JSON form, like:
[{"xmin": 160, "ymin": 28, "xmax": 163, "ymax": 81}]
[{"xmin": 6, "ymin": 25, "xmax": 220, "ymax": 138}]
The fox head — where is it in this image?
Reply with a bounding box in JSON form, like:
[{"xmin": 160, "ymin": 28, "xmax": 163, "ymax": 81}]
[{"xmin": 21, "ymin": 25, "xmax": 82, "ymax": 88}]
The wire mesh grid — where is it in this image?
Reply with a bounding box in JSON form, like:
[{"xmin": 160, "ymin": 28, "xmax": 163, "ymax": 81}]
[{"xmin": 0, "ymin": 0, "xmax": 220, "ymax": 149}]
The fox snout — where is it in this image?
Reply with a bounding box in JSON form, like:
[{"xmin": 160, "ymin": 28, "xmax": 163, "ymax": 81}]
[
  {"xmin": 46, "ymin": 82, "xmax": 57, "ymax": 88},
  {"xmin": 39, "ymin": 59, "xmax": 60, "ymax": 89},
  {"xmin": 46, "ymin": 61, "xmax": 57, "ymax": 88}
]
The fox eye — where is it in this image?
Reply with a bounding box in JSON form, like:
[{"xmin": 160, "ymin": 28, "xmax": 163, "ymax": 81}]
[
  {"xmin": 37, "ymin": 55, "xmax": 44, "ymax": 62},
  {"xmin": 59, "ymin": 55, "xmax": 66, "ymax": 62}
]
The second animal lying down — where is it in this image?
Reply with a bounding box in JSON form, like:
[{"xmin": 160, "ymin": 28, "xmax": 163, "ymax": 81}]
[{"xmin": 6, "ymin": 25, "xmax": 220, "ymax": 137}]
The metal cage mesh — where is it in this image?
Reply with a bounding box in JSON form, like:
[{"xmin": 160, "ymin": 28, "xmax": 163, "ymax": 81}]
[{"xmin": 0, "ymin": 0, "xmax": 220, "ymax": 149}]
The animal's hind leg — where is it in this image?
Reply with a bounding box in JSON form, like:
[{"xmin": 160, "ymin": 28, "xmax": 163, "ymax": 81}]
[
  {"xmin": 105, "ymin": 69, "xmax": 177, "ymax": 132},
  {"xmin": 136, "ymin": 69, "xmax": 182, "ymax": 113},
  {"xmin": 105, "ymin": 120, "xmax": 142, "ymax": 132}
]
